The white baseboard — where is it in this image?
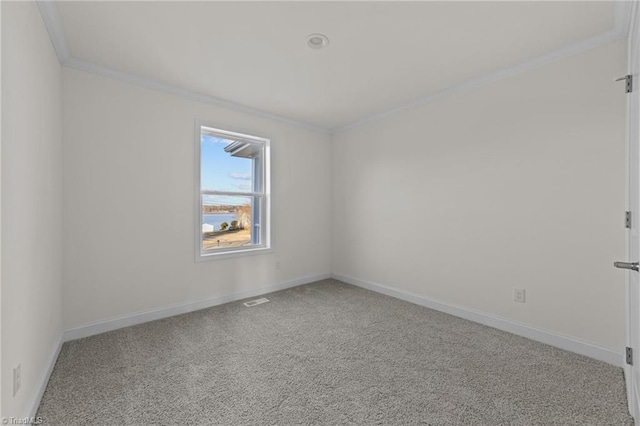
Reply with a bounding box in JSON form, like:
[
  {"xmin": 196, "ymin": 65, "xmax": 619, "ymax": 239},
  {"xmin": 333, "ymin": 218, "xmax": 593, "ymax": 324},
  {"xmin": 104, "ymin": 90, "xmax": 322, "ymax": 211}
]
[
  {"xmin": 633, "ymin": 380, "xmax": 639, "ymax": 423},
  {"xmin": 333, "ymin": 273, "xmax": 624, "ymax": 367},
  {"xmin": 27, "ymin": 332, "xmax": 63, "ymax": 419},
  {"xmin": 63, "ymin": 273, "xmax": 332, "ymax": 342},
  {"xmin": 26, "ymin": 272, "xmax": 622, "ymax": 419},
  {"xmin": 632, "ymin": 372, "xmax": 640, "ymax": 423}
]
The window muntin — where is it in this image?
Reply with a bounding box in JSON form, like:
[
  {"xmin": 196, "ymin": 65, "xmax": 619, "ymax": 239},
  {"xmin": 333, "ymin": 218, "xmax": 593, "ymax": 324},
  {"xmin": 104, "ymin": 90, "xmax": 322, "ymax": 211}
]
[{"xmin": 197, "ymin": 125, "xmax": 270, "ymax": 259}]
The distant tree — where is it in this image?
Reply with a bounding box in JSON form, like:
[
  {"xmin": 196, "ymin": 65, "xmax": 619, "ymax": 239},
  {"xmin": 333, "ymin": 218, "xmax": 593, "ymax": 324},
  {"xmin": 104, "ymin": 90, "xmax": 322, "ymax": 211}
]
[
  {"xmin": 238, "ymin": 204, "xmax": 251, "ymax": 229},
  {"xmin": 220, "ymin": 222, "xmax": 229, "ymax": 231},
  {"xmin": 231, "ymin": 220, "xmax": 238, "ymax": 229}
]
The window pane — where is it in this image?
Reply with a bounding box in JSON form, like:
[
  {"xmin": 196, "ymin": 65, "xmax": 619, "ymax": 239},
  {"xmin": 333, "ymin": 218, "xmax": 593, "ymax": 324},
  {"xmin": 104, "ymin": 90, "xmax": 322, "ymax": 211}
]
[
  {"xmin": 201, "ymin": 195, "xmax": 260, "ymax": 251},
  {"xmin": 201, "ymin": 134, "xmax": 260, "ymax": 193},
  {"xmin": 197, "ymin": 125, "xmax": 269, "ymax": 259}
]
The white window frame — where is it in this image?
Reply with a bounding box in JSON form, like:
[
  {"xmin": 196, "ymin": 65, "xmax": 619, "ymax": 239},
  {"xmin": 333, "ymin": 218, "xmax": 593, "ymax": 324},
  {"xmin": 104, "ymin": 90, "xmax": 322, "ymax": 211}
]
[{"xmin": 195, "ymin": 121, "xmax": 271, "ymax": 261}]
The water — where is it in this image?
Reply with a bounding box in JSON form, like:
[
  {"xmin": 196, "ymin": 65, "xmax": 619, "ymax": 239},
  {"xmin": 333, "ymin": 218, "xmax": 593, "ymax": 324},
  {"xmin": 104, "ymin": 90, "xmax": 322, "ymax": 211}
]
[{"xmin": 203, "ymin": 213, "xmax": 239, "ymax": 231}]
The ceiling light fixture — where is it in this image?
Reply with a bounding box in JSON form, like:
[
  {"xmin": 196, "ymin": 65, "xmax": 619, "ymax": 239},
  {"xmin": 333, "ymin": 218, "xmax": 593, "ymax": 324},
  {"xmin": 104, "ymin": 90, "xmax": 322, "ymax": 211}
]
[{"xmin": 307, "ymin": 33, "xmax": 330, "ymax": 50}]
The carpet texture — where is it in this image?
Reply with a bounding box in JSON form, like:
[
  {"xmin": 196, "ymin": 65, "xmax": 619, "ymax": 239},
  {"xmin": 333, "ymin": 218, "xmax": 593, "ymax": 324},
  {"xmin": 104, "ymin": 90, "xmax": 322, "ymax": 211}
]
[{"xmin": 37, "ymin": 279, "xmax": 633, "ymax": 425}]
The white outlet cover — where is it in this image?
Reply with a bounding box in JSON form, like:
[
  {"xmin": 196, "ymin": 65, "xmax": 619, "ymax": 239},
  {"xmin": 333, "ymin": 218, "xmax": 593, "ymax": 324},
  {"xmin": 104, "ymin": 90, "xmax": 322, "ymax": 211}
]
[{"xmin": 513, "ymin": 288, "xmax": 526, "ymax": 303}]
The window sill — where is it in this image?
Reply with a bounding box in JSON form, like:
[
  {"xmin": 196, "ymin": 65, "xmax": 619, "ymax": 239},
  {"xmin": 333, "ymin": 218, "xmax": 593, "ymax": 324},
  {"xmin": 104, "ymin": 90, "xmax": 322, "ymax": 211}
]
[{"xmin": 196, "ymin": 246, "xmax": 272, "ymax": 262}]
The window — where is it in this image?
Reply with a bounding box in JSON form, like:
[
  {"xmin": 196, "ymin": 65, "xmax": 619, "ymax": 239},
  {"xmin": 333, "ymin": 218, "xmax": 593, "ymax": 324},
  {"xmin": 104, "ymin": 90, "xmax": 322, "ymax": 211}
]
[{"xmin": 196, "ymin": 123, "xmax": 270, "ymax": 260}]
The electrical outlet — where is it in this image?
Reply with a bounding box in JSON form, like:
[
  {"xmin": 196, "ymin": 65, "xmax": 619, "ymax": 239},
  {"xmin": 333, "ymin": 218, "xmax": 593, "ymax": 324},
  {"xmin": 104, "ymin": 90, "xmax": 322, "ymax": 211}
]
[
  {"xmin": 276, "ymin": 261, "xmax": 281, "ymax": 270},
  {"xmin": 513, "ymin": 288, "xmax": 526, "ymax": 303},
  {"xmin": 13, "ymin": 364, "xmax": 21, "ymax": 396}
]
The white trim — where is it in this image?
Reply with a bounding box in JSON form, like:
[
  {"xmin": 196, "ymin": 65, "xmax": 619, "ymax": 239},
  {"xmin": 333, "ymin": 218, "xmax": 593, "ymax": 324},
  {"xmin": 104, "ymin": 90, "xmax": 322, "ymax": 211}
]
[
  {"xmin": 196, "ymin": 247, "xmax": 274, "ymax": 262},
  {"xmin": 63, "ymin": 273, "xmax": 331, "ymax": 342},
  {"xmin": 27, "ymin": 332, "xmax": 63, "ymax": 420},
  {"xmin": 333, "ymin": 273, "xmax": 624, "ymax": 367},
  {"xmin": 24, "ymin": 275, "xmax": 622, "ymax": 416},
  {"xmin": 615, "ymin": 0, "xmax": 635, "ymax": 39},
  {"xmin": 333, "ymin": 29, "xmax": 625, "ymax": 133},
  {"xmin": 622, "ymin": 365, "xmax": 640, "ymax": 424},
  {"xmin": 37, "ymin": 1, "xmax": 633, "ymax": 135},
  {"xmin": 35, "ymin": 1, "xmax": 69, "ymax": 63},
  {"xmin": 625, "ymin": 0, "xmax": 640, "ymax": 421},
  {"xmin": 634, "ymin": 378, "xmax": 640, "ymax": 424},
  {"xmin": 194, "ymin": 120, "xmax": 272, "ymax": 262},
  {"xmin": 334, "ymin": 0, "xmax": 633, "ymax": 133},
  {"xmin": 35, "ymin": 2, "xmax": 326, "ymax": 132},
  {"xmin": 63, "ymin": 57, "xmax": 328, "ymax": 134}
]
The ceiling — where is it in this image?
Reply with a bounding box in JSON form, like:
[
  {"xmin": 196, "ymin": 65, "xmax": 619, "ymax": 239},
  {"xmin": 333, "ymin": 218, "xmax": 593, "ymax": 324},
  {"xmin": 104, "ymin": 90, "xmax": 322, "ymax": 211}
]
[{"xmin": 53, "ymin": 1, "xmax": 621, "ymax": 131}]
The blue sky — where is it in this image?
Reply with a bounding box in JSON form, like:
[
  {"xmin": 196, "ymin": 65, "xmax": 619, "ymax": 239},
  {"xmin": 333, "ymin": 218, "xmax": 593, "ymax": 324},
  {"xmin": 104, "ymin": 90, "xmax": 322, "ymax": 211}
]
[{"xmin": 201, "ymin": 134, "xmax": 252, "ymax": 206}]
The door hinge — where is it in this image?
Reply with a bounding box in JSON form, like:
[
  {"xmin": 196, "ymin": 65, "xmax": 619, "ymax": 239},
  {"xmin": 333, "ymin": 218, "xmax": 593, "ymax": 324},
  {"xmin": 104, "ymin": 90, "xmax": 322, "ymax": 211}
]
[
  {"xmin": 627, "ymin": 347, "xmax": 633, "ymax": 365},
  {"xmin": 616, "ymin": 75, "xmax": 633, "ymax": 93},
  {"xmin": 626, "ymin": 211, "xmax": 632, "ymax": 229}
]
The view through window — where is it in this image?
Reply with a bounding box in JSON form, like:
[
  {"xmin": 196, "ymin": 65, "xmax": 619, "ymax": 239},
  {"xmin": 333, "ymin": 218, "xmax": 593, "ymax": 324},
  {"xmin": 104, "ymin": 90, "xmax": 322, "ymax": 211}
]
[{"xmin": 198, "ymin": 125, "xmax": 270, "ymax": 258}]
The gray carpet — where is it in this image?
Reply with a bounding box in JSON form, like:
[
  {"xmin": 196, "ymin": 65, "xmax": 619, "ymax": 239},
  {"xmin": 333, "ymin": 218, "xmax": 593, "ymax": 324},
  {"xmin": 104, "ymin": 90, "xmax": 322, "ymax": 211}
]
[{"xmin": 37, "ymin": 279, "xmax": 633, "ymax": 425}]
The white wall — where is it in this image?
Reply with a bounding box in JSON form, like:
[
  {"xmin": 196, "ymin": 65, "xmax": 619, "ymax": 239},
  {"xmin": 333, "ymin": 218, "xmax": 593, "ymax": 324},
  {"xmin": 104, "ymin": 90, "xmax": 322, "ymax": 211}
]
[
  {"xmin": 1, "ymin": 1, "xmax": 63, "ymax": 418},
  {"xmin": 332, "ymin": 40, "xmax": 627, "ymax": 351},
  {"xmin": 62, "ymin": 68, "xmax": 332, "ymax": 329}
]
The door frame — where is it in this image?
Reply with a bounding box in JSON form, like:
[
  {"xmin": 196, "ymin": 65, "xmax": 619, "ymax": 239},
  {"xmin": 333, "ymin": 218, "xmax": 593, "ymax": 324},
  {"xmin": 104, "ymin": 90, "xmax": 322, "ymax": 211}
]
[{"xmin": 626, "ymin": 0, "xmax": 640, "ymax": 420}]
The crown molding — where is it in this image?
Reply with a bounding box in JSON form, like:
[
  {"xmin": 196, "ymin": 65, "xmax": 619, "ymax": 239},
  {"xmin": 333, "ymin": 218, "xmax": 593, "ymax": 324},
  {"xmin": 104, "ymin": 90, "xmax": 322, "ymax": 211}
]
[
  {"xmin": 35, "ymin": 1, "xmax": 329, "ymax": 134},
  {"xmin": 36, "ymin": 0, "xmax": 633, "ymax": 136},
  {"xmin": 334, "ymin": 0, "xmax": 634, "ymax": 133},
  {"xmin": 332, "ymin": 28, "xmax": 626, "ymax": 133},
  {"xmin": 334, "ymin": 0, "xmax": 633, "ymax": 133},
  {"xmin": 63, "ymin": 57, "xmax": 329, "ymax": 134},
  {"xmin": 36, "ymin": 0, "xmax": 69, "ymax": 63}
]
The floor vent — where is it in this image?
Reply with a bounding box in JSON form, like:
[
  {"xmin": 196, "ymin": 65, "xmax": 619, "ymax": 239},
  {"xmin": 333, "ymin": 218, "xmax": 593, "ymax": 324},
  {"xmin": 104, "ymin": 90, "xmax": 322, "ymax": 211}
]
[{"xmin": 243, "ymin": 298, "xmax": 270, "ymax": 307}]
